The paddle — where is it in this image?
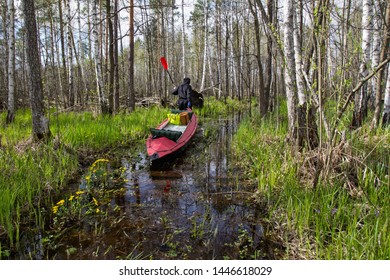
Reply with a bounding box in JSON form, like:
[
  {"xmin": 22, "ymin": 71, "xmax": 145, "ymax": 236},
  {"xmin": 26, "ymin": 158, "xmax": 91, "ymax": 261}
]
[{"xmin": 160, "ymin": 56, "xmax": 174, "ymax": 84}]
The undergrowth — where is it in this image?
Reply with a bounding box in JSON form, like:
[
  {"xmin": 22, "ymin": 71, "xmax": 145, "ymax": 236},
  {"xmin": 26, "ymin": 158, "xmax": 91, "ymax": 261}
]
[{"xmin": 232, "ymin": 109, "xmax": 389, "ymax": 259}]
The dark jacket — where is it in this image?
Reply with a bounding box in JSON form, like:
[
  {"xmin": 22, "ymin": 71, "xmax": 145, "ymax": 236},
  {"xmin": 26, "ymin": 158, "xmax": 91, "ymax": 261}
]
[{"xmin": 171, "ymin": 77, "xmax": 192, "ymax": 110}]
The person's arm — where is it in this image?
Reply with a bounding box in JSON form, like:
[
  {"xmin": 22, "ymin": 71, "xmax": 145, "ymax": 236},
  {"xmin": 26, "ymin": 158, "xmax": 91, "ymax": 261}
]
[{"xmin": 171, "ymin": 86, "xmax": 178, "ymax": 95}]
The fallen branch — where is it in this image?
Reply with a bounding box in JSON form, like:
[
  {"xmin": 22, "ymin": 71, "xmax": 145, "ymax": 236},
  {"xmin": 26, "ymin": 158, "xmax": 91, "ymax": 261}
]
[{"xmin": 198, "ymin": 83, "xmax": 221, "ymax": 94}]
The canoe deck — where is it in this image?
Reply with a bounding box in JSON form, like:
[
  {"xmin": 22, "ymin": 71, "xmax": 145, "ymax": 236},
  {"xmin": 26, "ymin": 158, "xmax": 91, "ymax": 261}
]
[{"xmin": 163, "ymin": 123, "xmax": 187, "ymax": 133}]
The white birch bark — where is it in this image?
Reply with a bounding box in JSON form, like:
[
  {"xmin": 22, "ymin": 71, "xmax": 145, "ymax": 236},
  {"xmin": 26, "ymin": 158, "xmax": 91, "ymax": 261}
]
[
  {"xmin": 293, "ymin": 2, "xmax": 305, "ymax": 106},
  {"xmin": 181, "ymin": 0, "xmax": 186, "ymax": 77},
  {"xmin": 6, "ymin": 0, "xmax": 15, "ymax": 123},
  {"xmin": 67, "ymin": 0, "xmax": 74, "ymax": 106},
  {"xmin": 361, "ymin": 0, "xmax": 373, "ymax": 69},
  {"xmin": 283, "ymin": 0, "xmax": 297, "ymax": 138},
  {"xmin": 353, "ymin": 0, "xmax": 373, "ymax": 126},
  {"xmin": 93, "ymin": 0, "xmax": 108, "ymax": 113},
  {"xmin": 382, "ymin": 65, "xmax": 390, "ymax": 125},
  {"xmin": 370, "ymin": 0, "xmax": 381, "ymax": 100},
  {"xmin": 200, "ymin": 0, "xmax": 208, "ymax": 92}
]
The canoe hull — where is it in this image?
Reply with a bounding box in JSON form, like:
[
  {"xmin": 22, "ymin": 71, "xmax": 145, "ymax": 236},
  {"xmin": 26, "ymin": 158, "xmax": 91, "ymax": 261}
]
[{"xmin": 146, "ymin": 110, "xmax": 198, "ymax": 161}]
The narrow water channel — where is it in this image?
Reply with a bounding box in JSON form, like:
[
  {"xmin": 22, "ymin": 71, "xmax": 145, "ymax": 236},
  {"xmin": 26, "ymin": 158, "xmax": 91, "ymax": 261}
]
[{"xmin": 22, "ymin": 113, "xmax": 282, "ymax": 260}]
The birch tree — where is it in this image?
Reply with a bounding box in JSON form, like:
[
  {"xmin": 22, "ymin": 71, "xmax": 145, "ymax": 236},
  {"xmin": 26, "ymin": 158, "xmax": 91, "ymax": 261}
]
[
  {"xmin": 294, "ymin": 0, "xmax": 318, "ymax": 149},
  {"xmin": 370, "ymin": 0, "xmax": 381, "ymax": 107},
  {"xmin": 114, "ymin": 0, "xmax": 120, "ymax": 111},
  {"xmin": 6, "ymin": 0, "xmax": 15, "ymax": 123},
  {"xmin": 352, "ymin": 0, "xmax": 372, "ymax": 128},
  {"xmin": 181, "ymin": 0, "xmax": 186, "ymax": 77},
  {"xmin": 200, "ymin": 0, "xmax": 208, "ymax": 92},
  {"xmin": 128, "ymin": 0, "xmax": 135, "ymax": 112},
  {"xmin": 283, "ymin": 0, "xmax": 297, "ymax": 141},
  {"xmin": 67, "ymin": 0, "xmax": 74, "ymax": 107},
  {"xmin": 93, "ymin": 0, "xmax": 109, "ymax": 114},
  {"xmin": 22, "ymin": 0, "xmax": 51, "ymax": 140},
  {"xmin": 248, "ymin": 0, "xmax": 267, "ymax": 116},
  {"xmin": 107, "ymin": 0, "xmax": 114, "ymax": 114},
  {"xmin": 382, "ymin": 65, "xmax": 390, "ymax": 126},
  {"xmin": 58, "ymin": 0, "xmax": 68, "ymax": 107},
  {"xmin": 373, "ymin": 1, "xmax": 390, "ymax": 127}
]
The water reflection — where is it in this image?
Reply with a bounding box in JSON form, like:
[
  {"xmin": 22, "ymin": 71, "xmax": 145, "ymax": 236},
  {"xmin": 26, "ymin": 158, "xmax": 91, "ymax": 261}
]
[{"xmin": 112, "ymin": 113, "xmax": 269, "ymax": 259}]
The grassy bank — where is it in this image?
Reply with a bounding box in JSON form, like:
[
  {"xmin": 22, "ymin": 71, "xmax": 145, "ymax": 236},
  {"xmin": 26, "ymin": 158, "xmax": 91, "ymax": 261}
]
[
  {"xmin": 0, "ymin": 106, "xmax": 171, "ymax": 256},
  {"xmin": 232, "ymin": 109, "xmax": 389, "ymax": 259}
]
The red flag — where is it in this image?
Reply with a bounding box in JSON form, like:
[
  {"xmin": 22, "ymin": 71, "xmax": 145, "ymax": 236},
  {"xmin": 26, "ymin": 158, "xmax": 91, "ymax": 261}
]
[{"xmin": 160, "ymin": 57, "xmax": 168, "ymax": 70}]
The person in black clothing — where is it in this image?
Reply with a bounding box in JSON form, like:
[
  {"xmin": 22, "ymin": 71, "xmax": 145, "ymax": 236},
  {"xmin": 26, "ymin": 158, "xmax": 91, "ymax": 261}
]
[{"xmin": 171, "ymin": 77, "xmax": 193, "ymax": 110}]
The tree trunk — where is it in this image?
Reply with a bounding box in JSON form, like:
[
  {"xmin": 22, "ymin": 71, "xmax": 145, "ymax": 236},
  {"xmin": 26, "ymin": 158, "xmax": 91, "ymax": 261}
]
[
  {"xmin": 58, "ymin": 0, "xmax": 68, "ymax": 108},
  {"xmin": 67, "ymin": 0, "xmax": 74, "ymax": 107},
  {"xmin": 224, "ymin": 17, "xmax": 229, "ymax": 102},
  {"xmin": 114, "ymin": 0, "xmax": 120, "ymax": 112},
  {"xmin": 352, "ymin": 0, "xmax": 373, "ymax": 128},
  {"xmin": 283, "ymin": 0, "xmax": 297, "ymax": 141},
  {"xmin": 6, "ymin": 0, "xmax": 15, "ymax": 124},
  {"xmin": 107, "ymin": 0, "xmax": 114, "ymax": 114},
  {"xmin": 181, "ymin": 0, "xmax": 186, "ymax": 77},
  {"xmin": 294, "ymin": 0, "xmax": 319, "ymax": 149},
  {"xmin": 248, "ymin": 0, "xmax": 267, "ymax": 116},
  {"xmin": 93, "ymin": 0, "xmax": 109, "ymax": 114},
  {"xmin": 264, "ymin": 0, "xmax": 273, "ymax": 107},
  {"xmin": 22, "ymin": 0, "xmax": 51, "ymax": 140},
  {"xmin": 128, "ymin": 0, "xmax": 135, "ymax": 112},
  {"xmin": 370, "ymin": 0, "xmax": 381, "ymax": 109},
  {"xmin": 382, "ymin": 65, "xmax": 390, "ymax": 127},
  {"xmin": 200, "ymin": 0, "xmax": 208, "ymax": 92},
  {"xmin": 373, "ymin": 2, "xmax": 390, "ymax": 128}
]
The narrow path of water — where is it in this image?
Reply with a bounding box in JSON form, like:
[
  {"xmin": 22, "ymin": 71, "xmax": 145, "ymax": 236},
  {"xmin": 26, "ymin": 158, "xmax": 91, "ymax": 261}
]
[{"xmin": 21, "ymin": 113, "xmax": 282, "ymax": 259}]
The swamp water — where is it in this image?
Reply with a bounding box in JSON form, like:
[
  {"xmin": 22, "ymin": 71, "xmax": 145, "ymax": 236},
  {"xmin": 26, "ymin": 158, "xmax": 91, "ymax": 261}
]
[{"xmin": 19, "ymin": 114, "xmax": 283, "ymax": 260}]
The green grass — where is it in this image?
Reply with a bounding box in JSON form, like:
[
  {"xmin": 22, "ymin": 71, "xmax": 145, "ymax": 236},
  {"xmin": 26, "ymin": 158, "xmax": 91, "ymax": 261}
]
[
  {"xmin": 194, "ymin": 96, "xmax": 248, "ymax": 119},
  {"xmin": 0, "ymin": 105, "xmax": 172, "ymax": 253},
  {"xmin": 232, "ymin": 106, "xmax": 390, "ymax": 259}
]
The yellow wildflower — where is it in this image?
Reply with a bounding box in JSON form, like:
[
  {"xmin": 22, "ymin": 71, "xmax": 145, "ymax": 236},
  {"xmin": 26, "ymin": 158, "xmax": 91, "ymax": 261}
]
[
  {"xmin": 96, "ymin": 208, "xmax": 100, "ymax": 214},
  {"xmin": 52, "ymin": 205, "xmax": 59, "ymax": 214},
  {"xmin": 92, "ymin": 197, "xmax": 99, "ymax": 206},
  {"xmin": 91, "ymin": 158, "xmax": 109, "ymax": 169},
  {"xmin": 75, "ymin": 190, "xmax": 85, "ymax": 195},
  {"xmin": 86, "ymin": 175, "xmax": 91, "ymax": 181},
  {"xmin": 68, "ymin": 195, "xmax": 74, "ymax": 201},
  {"xmin": 56, "ymin": 199, "xmax": 65, "ymax": 206}
]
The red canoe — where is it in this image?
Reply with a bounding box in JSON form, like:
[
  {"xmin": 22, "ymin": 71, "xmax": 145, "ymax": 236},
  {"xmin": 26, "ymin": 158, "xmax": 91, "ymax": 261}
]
[{"xmin": 146, "ymin": 109, "xmax": 198, "ymax": 161}]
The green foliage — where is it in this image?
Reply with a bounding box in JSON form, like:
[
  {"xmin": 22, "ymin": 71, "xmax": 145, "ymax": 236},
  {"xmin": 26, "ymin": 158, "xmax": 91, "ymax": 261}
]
[
  {"xmin": 0, "ymin": 106, "xmax": 168, "ymax": 253},
  {"xmin": 0, "ymin": 144, "xmax": 78, "ymax": 248},
  {"xmin": 195, "ymin": 96, "xmax": 248, "ymax": 118},
  {"xmin": 232, "ymin": 107, "xmax": 390, "ymax": 259},
  {"xmin": 51, "ymin": 158, "xmax": 127, "ymax": 235},
  {"xmin": 52, "ymin": 106, "xmax": 169, "ymax": 150}
]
